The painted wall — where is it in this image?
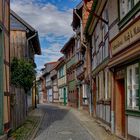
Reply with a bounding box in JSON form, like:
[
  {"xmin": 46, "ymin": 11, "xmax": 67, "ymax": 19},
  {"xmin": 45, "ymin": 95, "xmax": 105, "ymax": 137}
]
[
  {"xmin": 59, "ymin": 86, "xmax": 67, "ymax": 104},
  {"xmin": 128, "ymin": 116, "xmax": 140, "ymax": 138},
  {"xmin": 0, "ymin": 0, "xmax": 10, "ymax": 134},
  {"xmin": 52, "ymin": 78, "xmax": 59, "ymax": 103}
]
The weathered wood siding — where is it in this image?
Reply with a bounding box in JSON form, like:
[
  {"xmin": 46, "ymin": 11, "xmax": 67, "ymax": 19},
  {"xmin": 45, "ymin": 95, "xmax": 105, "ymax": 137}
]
[
  {"xmin": 10, "ymin": 31, "xmax": 26, "ymax": 59},
  {"xmin": 10, "ymin": 26, "xmax": 28, "ymax": 131},
  {"xmin": 0, "ymin": 0, "xmax": 10, "ymax": 134},
  {"xmin": 10, "ymin": 30, "xmax": 28, "ymax": 130},
  {"xmin": 10, "ymin": 87, "xmax": 27, "ymax": 130}
]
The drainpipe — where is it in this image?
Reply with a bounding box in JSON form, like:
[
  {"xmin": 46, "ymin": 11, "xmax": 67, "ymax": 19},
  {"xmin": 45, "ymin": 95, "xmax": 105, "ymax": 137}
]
[
  {"xmin": 74, "ymin": 9, "xmax": 83, "ymax": 42},
  {"xmin": 26, "ymin": 32, "xmax": 37, "ymax": 59},
  {"xmin": 0, "ymin": 31, "xmax": 4, "ymax": 135},
  {"xmin": 25, "ymin": 32, "xmax": 37, "ymax": 113},
  {"xmin": 74, "ymin": 9, "xmax": 93, "ymax": 116}
]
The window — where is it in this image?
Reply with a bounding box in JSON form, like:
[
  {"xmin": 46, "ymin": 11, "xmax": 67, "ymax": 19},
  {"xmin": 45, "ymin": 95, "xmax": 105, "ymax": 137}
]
[
  {"xmin": 105, "ymin": 69, "xmax": 109, "ymax": 99},
  {"xmin": 104, "ymin": 38, "xmax": 109, "ymax": 58},
  {"xmin": 59, "ymin": 66, "xmax": 64, "ymax": 78},
  {"xmin": 134, "ymin": 0, "xmax": 139, "ymax": 5},
  {"xmin": 77, "ymin": 39, "xmax": 80, "ymax": 49},
  {"xmin": 127, "ymin": 63, "xmax": 139, "ymax": 110},
  {"xmin": 119, "ymin": 0, "xmax": 140, "ymax": 19},
  {"xmin": 92, "ymin": 33, "xmax": 96, "ymax": 53},
  {"xmin": 92, "ymin": 55, "xmax": 97, "ymax": 70}
]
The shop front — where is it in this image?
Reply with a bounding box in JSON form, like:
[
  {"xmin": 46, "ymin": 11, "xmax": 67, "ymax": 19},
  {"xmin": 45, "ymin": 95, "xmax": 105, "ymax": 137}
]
[{"xmin": 109, "ymin": 16, "xmax": 140, "ymax": 139}]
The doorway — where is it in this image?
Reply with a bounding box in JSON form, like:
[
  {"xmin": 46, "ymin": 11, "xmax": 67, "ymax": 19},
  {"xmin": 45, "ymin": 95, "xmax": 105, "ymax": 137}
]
[
  {"xmin": 115, "ymin": 78, "xmax": 125, "ymax": 137},
  {"xmin": 63, "ymin": 88, "xmax": 66, "ymax": 106}
]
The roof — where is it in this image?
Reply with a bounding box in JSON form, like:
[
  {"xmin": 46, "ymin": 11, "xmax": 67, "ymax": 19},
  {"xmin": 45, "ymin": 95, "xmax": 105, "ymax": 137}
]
[
  {"xmin": 42, "ymin": 62, "xmax": 57, "ymax": 76},
  {"xmin": 44, "ymin": 61, "xmax": 58, "ymax": 66},
  {"xmin": 60, "ymin": 36, "xmax": 75, "ymax": 53},
  {"xmin": 10, "ymin": 10, "xmax": 41, "ymax": 55},
  {"xmin": 54, "ymin": 56, "xmax": 65, "ymax": 70},
  {"xmin": 10, "ymin": 10, "xmax": 35, "ymax": 32}
]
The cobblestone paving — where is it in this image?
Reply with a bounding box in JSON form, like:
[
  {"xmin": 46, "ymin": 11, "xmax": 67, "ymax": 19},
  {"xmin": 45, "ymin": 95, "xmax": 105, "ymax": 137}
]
[{"xmin": 34, "ymin": 104, "xmax": 94, "ymax": 140}]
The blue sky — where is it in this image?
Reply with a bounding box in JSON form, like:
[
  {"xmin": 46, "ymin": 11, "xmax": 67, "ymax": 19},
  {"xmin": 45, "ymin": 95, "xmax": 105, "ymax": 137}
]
[{"xmin": 11, "ymin": 0, "xmax": 81, "ymax": 73}]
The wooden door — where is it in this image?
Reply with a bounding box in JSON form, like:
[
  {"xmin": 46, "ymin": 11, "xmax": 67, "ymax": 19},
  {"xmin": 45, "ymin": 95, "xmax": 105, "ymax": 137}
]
[{"xmin": 115, "ymin": 78, "xmax": 125, "ymax": 137}]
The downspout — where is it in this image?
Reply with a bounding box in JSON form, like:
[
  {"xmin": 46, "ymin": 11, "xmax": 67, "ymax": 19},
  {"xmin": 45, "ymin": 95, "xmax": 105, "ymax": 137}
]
[
  {"xmin": 74, "ymin": 9, "xmax": 92, "ymax": 116},
  {"xmin": 74, "ymin": 9, "xmax": 83, "ymax": 42},
  {"xmin": 26, "ymin": 32, "xmax": 37, "ymax": 59},
  {"xmin": 25, "ymin": 32, "xmax": 37, "ymax": 113},
  {"xmin": 0, "ymin": 31, "xmax": 4, "ymax": 135}
]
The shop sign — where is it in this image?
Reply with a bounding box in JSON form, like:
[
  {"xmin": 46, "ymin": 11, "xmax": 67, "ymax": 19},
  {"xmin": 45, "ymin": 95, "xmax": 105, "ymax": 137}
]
[{"xmin": 111, "ymin": 19, "xmax": 140, "ymax": 56}]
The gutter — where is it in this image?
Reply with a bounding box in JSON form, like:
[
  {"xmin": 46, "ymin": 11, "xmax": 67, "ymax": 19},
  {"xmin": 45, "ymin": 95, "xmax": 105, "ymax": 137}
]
[
  {"xmin": 0, "ymin": 31, "xmax": 4, "ymax": 135},
  {"xmin": 74, "ymin": 9, "xmax": 87, "ymax": 49},
  {"xmin": 74, "ymin": 9, "xmax": 83, "ymax": 42}
]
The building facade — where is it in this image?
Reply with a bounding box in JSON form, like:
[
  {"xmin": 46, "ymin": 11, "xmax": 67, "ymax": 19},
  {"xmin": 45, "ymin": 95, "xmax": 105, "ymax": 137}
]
[
  {"xmin": 85, "ymin": 0, "xmax": 111, "ymax": 126},
  {"xmin": 36, "ymin": 78, "xmax": 44, "ymax": 104},
  {"xmin": 41, "ymin": 62, "xmax": 57, "ymax": 103},
  {"xmin": 72, "ymin": 2, "xmax": 90, "ymax": 111},
  {"xmin": 61, "ymin": 37, "xmax": 78, "ymax": 108},
  {"xmin": 0, "ymin": 0, "xmax": 10, "ymax": 137},
  {"xmin": 10, "ymin": 10, "xmax": 41, "ymax": 130},
  {"xmin": 84, "ymin": 0, "xmax": 140, "ymax": 139},
  {"xmin": 108, "ymin": 0, "xmax": 140, "ymax": 139},
  {"xmin": 55, "ymin": 57, "xmax": 67, "ymax": 105},
  {"xmin": 50, "ymin": 68, "xmax": 59, "ymax": 103}
]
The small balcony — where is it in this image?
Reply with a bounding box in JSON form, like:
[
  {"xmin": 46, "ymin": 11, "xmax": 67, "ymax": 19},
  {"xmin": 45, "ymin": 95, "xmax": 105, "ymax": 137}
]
[
  {"xmin": 67, "ymin": 55, "xmax": 76, "ymax": 69},
  {"xmin": 76, "ymin": 64, "xmax": 85, "ymax": 80},
  {"xmin": 75, "ymin": 53, "xmax": 84, "ymax": 68}
]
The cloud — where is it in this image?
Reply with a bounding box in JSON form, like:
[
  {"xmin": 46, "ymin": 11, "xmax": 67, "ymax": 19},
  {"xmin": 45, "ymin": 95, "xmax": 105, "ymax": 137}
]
[
  {"xmin": 35, "ymin": 42, "xmax": 63, "ymax": 70},
  {"xmin": 11, "ymin": 0, "xmax": 75, "ymax": 71},
  {"xmin": 11, "ymin": 0, "xmax": 73, "ymax": 37}
]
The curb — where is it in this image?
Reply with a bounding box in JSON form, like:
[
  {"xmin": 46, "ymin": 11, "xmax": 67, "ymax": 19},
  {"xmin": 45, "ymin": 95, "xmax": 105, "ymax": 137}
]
[
  {"xmin": 30, "ymin": 111, "xmax": 45, "ymax": 140},
  {"xmin": 0, "ymin": 134, "xmax": 7, "ymax": 140}
]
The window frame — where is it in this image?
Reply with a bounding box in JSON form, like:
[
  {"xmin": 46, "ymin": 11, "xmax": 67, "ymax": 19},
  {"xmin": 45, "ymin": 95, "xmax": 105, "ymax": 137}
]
[
  {"xmin": 118, "ymin": 0, "xmax": 140, "ymax": 29},
  {"xmin": 126, "ymin": 63, "xmax": 140, "ymax": 115}
]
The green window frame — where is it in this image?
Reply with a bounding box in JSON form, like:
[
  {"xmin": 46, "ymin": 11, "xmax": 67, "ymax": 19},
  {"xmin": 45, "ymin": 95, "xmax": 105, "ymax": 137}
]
[
  {"xmin": 118, "ymin": 0, "xmax": 140, "ymax": 29},
  {"xmin": 126, "ymin": 62, "xmax": 140, "ymax": 116},
  {"xmin": 59, "ymin": 65, "xmax": 64, "ymax": 78}
]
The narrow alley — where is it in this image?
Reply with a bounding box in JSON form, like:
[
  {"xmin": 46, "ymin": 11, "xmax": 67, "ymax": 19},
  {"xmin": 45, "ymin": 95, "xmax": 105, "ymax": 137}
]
[
  {"xmin": 0, "ymin": 0, "xmax": 140, "ymax": 140},
  {"xmin": 34, "ymin": 104, "xmax": 93, "ymax": 140}
]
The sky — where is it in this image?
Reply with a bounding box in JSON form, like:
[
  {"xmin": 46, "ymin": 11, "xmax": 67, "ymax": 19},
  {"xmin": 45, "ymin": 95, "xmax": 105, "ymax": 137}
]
[{"xmin": 11, "ymin": 0, "xmax": 81, "ymax": 73}]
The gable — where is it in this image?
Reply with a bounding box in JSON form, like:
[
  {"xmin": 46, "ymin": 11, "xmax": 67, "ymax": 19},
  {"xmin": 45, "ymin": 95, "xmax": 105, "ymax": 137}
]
[{"xmin": 10, "ymin": 14, "xmax": 27, "ymax": 31}]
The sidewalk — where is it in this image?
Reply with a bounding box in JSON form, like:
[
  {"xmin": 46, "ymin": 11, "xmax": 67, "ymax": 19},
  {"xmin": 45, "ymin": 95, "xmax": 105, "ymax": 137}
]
[
  {"xmin": 58, "ymin": 105, "xmax": 121, "ymax": 140},
  {"xmin": 9, "ymin": 108, "xmax": 44, "ymax": 140}
]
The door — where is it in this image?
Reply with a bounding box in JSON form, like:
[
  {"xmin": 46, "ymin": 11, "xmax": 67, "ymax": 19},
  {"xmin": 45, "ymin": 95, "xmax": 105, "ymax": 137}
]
[
  {"xmin": 115, "ymin": 78, "xmax": 125, "ymax": 137},
  {"xmin": 63, "ymin": 88, "xmax": 66, "ymax": 106}
]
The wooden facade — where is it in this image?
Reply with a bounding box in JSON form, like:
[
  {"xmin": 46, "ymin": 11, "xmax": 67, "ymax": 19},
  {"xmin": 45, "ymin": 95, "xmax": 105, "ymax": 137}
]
[
  {"xmin": 72, "ymin": 2, "xmax": 90, "ymax": 111},
  {"xmin": 10, "ymin": 10, "xmax": 41, "ymax": 130},
  {"xmin": 61, "ymin": 37, "xmax": 78, "ymax": 108},
  {"xmin": 50, "ymin": 68, "xmax": 59, "ymax": 103},
  {"xmin": 41, "ymin": 62, "xmax": 57, "ymax": 103},
  {"xmin": 109, "ymin": 2, "xmax": 140, "ymax": 138},
  {"xmin": 0, "ymin": 0, "xmax": 10, "ymax": 136},
  {"xmin": 55, "ymin": 57, "xmax": 67, "ymax": 105},
  {"xmin": 83, "ymin": 0, "xmax": 140, "ymax": 139}
]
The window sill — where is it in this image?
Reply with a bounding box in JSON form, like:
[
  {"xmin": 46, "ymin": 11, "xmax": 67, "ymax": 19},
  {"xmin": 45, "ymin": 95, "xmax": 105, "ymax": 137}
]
[
  {"xmin": 59, "ymin": 75, "xmax": 65, "ymax": 79},
  {"xmin": 118, "ymin": 1, "xmax": 140, "ymax": 29},
  {"xmin": 126, "ymin": 109, "xmax": 140, "ymax": 117}
]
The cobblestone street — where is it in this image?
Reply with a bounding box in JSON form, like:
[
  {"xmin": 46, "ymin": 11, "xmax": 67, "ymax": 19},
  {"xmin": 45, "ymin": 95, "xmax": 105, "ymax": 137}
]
[{"xmin": 34, "ymin": 104, "xmax": 94, "ymax": 140}]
